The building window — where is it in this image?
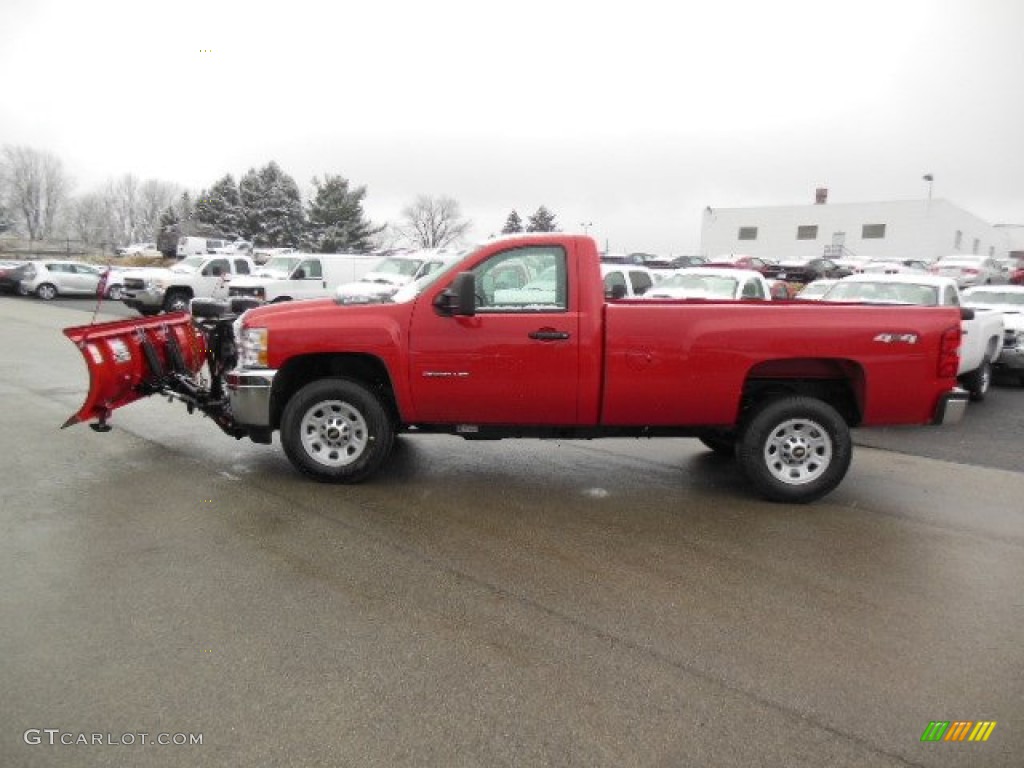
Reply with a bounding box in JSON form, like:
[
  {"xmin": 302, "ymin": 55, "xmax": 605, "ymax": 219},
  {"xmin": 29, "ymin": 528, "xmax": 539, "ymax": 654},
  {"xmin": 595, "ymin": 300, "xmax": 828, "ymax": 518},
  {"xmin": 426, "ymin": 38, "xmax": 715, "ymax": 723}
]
[
  {"xmin": 954, "ymin": 230, "xmax": 963, "ymax": 250},
  {"xmin": 796, "ymin": 225, "xmax": 818, "ymax": 240},
  {"xmin": 738, "ymin": 226, "xmax": 758, "ymax": 241},
  {"xmin": 972, "ymin": 238, "xmax": 979, "ymax": 254},
  {"xmin": 862, "ymin": 223, "xmax": 886, "ymax": 239}
]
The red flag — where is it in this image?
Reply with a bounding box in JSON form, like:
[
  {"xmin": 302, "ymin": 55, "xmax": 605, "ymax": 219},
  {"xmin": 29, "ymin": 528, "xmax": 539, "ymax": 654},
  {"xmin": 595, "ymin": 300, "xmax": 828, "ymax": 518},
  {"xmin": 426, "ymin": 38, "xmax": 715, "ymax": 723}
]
[{"xmin": 96, "ymin": 267, "xmax": 110, "ymax": 298}]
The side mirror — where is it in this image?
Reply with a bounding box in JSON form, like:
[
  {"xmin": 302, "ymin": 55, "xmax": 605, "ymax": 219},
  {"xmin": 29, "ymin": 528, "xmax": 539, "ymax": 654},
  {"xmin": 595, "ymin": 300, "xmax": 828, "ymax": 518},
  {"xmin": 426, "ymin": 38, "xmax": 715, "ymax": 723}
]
[
  {"xmin": 434, "ymin": 272, "xmax": 476, "ymax": 316},
  {"xmin": 294, "ymin": 268, "xmax": 306, "ymax": 280},
  {"xmin": 607, "ymin": 283, "xmax": 627, "ymax": 300},
  {"xmin": 960, "ymin": 307, "xmax": 975, "ymax": 321}
]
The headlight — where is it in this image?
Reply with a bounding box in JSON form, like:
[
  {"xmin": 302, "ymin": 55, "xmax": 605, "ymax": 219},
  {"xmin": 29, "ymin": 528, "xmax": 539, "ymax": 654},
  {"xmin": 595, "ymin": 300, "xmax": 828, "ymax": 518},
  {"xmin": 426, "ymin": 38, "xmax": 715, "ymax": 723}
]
[{"xmin": 239, "ymin": 327, "xmax": 269, "ymax": 368}]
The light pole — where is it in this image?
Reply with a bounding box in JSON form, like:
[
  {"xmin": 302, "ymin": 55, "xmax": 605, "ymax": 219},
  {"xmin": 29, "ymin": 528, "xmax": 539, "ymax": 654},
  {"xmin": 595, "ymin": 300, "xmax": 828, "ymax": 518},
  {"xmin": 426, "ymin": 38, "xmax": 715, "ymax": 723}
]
[
  {"xmin": 922, "ymin": 173, "xmax": 934, "ymax": 201},
  {"xmin": 580, "ymin": 221, "xmax": 593, "ymax": 236}
]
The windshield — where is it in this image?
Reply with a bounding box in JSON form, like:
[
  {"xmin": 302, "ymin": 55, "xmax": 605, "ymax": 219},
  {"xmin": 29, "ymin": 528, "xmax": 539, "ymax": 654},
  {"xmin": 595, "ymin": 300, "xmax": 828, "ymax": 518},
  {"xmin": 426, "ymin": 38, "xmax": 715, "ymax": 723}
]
[
  {"xmin": 174, "ymin": 256, "xmax": 205, "ymax": 272},
  {"xmin": 824, "ymin": 281, "xmax": 939, "ymax": 305},
  {"xmin": 964, "ymin": 290, "xmax": 1024, "ymax": 306},
  {"xmin": 372, "ymin": 257, "xmax": 424, "ymax": 277},
  {"xmin": 658, "ymin": 273, "xmax": 738, "ymax": 298}
]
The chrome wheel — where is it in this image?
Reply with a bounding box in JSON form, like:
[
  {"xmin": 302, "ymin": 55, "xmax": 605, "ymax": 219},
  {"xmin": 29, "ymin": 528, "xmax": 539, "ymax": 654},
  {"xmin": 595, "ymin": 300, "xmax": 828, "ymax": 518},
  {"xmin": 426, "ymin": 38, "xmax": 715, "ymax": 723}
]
[
  {"xmin": 762, "ymin": 418, "xmax": 833, "ymax": 485},
  {"xmin": 299, "ymin": 399, "xmax": 369, "ymax": 468}
]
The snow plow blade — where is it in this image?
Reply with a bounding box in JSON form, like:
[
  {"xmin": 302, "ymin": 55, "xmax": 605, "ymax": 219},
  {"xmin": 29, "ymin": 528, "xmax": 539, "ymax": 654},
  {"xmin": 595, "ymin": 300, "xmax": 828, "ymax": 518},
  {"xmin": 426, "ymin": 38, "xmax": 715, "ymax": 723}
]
[{"xmin": 62, "ymin": 312, "xmax": 207, "ymax": 430}]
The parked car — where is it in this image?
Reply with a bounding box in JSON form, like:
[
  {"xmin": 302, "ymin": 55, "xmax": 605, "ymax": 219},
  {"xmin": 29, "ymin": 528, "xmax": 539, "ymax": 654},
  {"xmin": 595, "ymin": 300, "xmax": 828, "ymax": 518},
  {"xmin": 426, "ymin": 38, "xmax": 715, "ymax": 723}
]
[
  {"xmin": 962, "ymin": 285, "xmax": 1024, "ymax": 385},
  {"xmin": 762, "ymin": 257, "xmax": 853, "ymax": 284},
  {"xmin": 860, "ymin": 258, "xmax": 930, "ymax": 275},
  {"xmin": 115, "ymin": 242, "xmax": 157, "ymax": 257},
  {"xmin": 643, "ymin": 267, "xmax": 773, "ymax": 300},
  {"xmin": 704, "ymin": 254, "xmax": 774, "ymax": 273},
  {"xmin": 929, "ymin": 255, "xmax": 1004, "ymax": 287},
  {"xmin": 0, "ymin": 260, "xmax": 30, "ymax": 294},
  {"xmin": 794, "ymin": 278, "xmax": 839, "ymax": 300},
  {"xmin": 19, "ymin": 260, "xmax": 104, "ymax": 300}
]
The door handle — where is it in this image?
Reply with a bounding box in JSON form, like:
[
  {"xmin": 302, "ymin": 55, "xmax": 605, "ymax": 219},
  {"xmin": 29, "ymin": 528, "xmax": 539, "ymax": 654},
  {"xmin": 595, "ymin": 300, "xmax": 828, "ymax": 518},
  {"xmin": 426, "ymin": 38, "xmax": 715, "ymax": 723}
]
[{"xmin": 528, "ymin": 329, "xmax": 570, "ymax": 341}]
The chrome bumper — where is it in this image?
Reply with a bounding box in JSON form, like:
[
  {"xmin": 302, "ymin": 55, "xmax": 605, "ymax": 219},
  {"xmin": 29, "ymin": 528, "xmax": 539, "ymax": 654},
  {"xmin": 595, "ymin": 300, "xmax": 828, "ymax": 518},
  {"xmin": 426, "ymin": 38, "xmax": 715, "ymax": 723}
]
[
  {"xmin": 226, "ymin": 368, "xmax": 278, "ymax": 428},
  {"xmin": 932, "ymin": 387, "xmax": 969, "ymax": 426},
  {"xmin": 121, "ymin": 287, "xmax": 166, "ymax": 308}
]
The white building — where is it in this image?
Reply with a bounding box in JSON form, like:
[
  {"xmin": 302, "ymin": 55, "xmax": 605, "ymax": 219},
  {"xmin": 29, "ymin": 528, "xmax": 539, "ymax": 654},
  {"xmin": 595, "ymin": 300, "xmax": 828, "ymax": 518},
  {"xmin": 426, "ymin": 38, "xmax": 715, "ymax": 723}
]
[{"xmin": 700, "ymin": 196, "xmax": 1013, "ymax": 262}]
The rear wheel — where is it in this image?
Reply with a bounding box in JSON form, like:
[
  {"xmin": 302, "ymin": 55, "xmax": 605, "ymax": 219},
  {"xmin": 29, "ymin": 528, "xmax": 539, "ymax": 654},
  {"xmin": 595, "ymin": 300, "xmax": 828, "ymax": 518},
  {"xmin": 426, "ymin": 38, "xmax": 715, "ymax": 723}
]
[
  {"xmin": 281, "ymin": 378, "xmax": 395, "ymax": 483},
  {"xmin": 36, "ymin": 283, "xmax": 58, "ymax": 301},
  {"xmin": 961, "ymin": 359, "xmax": 991, "ymax": 402},
  {"xmin": 736, "ymin": 396, "xmax": 851, "ymax": 504}
]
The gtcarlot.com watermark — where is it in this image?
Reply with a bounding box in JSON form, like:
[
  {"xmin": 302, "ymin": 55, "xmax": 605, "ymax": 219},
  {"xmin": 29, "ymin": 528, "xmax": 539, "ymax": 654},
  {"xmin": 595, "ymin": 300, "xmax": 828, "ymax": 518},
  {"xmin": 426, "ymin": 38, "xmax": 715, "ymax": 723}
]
[{"xmin": 23, "ymin": 729, "xmax": 202, "ymax": 747}]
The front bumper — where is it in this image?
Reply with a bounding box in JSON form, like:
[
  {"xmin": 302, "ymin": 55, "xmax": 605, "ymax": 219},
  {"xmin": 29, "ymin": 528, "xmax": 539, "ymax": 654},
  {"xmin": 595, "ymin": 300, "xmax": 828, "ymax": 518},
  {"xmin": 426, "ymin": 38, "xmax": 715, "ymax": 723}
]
[
  {"xmin": 932, "ymin": 387, "xmax": 970, "ymax": 426},
  {"xmin": 121, "ymin": 287, "xmax": 166, "ymax": 309},
  {"xmin": 226, "ymin": 368, "xmax": 278, "ymax": 428}
]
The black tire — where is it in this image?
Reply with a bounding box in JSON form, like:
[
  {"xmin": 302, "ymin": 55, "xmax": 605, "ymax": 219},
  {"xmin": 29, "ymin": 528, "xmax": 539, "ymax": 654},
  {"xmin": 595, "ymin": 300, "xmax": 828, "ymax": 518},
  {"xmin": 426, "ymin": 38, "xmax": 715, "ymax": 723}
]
[
  {"xmin": 163, "ymin": 290, "xmax": 191, "ymax": 313},
  {"xmin": 281, "ymin": 378, "xmax": 395, "ymax": 483},
  {"xmin": 698, "ymin": 432, "xmax": 736, "ymax": 457},
  {"xmin": 36, "ymin": 283, "xmax": 58, "ymax": 301},
  {"xmin": 190, "ymin": 298, "xmax": 229, "ymax": 319},
  {"xmin": 136, "ymin": 308, "xmax": 160, "ymax": 317},
  {"xmin": 736, "ymin": 396, "xmax": 852, "ymax": 504},
  {"xmin": 961, "ymin": 359, "xmax": 991, "ymax": 402}
]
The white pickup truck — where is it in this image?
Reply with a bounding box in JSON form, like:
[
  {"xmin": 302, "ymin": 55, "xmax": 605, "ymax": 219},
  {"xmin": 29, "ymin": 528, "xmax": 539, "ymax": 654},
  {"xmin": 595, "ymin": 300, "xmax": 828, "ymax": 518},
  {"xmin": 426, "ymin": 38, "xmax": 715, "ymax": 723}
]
[
  {"xmin": 822, "ymin": 273, "xmax": 1004, "ymax": 401},
  {"xmin": 121, "ymin": 254, "xmax": 256, "ymax": 315}
]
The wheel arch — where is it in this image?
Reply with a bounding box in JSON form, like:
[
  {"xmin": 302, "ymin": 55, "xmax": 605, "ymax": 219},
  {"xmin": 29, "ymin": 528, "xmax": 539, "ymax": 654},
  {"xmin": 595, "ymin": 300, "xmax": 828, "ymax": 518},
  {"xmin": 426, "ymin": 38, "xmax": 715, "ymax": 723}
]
[
  {"xmin": 740, "ymin": 358, "xmax": 865, "ymax": 427},
  {"xmin": 270, "ymin": 353, "xmax": 398, "ymax": 430}
]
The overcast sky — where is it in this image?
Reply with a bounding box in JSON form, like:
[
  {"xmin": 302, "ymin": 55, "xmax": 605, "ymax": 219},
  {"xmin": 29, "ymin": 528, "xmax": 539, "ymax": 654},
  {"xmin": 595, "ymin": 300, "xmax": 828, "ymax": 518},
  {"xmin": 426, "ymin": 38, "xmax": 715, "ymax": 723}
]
[{"xmin": 2, "ymin": 0, "xmax": 1023, "ymax": 253}]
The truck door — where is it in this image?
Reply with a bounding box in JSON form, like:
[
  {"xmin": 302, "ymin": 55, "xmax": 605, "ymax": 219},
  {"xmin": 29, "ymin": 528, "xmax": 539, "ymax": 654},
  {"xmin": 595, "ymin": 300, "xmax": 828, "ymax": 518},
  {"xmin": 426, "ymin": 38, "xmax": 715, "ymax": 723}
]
[
  {"xmin": 291, "ymin": 258, "xmax": 323, "ymax": 300},
  {"xmin": 408, "ymin": 245, "xmax": 580, "ymax": 424}
]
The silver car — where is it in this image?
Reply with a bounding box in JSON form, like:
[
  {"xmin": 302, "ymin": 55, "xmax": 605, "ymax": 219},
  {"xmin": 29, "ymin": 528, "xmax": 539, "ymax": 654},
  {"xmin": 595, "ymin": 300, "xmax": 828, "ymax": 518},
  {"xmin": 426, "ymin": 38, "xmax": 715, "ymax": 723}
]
[
  {"xmin": 19, "ymin": 260, "xmax": 104, "ymax": 300},
  {"xmin": 929, "ymin": 255, "xmax": 1004, "ymax": 287}
]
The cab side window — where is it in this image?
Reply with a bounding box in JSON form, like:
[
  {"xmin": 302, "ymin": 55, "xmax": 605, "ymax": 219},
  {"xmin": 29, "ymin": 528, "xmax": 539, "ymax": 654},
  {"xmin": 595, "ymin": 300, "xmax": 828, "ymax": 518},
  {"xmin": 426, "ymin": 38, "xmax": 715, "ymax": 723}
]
[
  {"xmin": 297, "ymin": 259, "xmax": 322, "ymax": 279},
  {"xmin": 234, "ymin": 259, "xmax": 251, "ymax": 275},
  {"xmin": 629, "ymin": 270, "xmax": 653, "ymax": 296},
  {"xmin": 473, "ymin": 246, "xmax": 567, "ymax": 312},
  {"xmin": 204, "ymin": 259, "xmax": 230, "ymax": 276}
]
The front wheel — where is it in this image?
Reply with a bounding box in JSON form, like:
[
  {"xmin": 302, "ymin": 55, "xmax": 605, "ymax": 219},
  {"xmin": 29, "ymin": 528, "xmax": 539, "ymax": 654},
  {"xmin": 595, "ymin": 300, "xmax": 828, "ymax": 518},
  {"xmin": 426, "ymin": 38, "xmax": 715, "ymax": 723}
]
[
  {"xmin": 281, "ymin": 378, "xmax": 395, "ymax": 483},
  {"xmin": 736, "ymin": 397, "xmax": 851, "ymax": 504},
  {"xmin": 163, "ymin": 290, "xmax": 190, "ymax": 313}
]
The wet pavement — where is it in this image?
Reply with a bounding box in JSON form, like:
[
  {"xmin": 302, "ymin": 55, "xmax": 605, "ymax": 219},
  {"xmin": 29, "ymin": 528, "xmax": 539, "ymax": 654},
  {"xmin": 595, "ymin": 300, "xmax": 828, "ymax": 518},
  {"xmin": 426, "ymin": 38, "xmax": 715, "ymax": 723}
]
[{"xmin": 1, "ymin": 297, "xmax": 1022, "ymax": 767}]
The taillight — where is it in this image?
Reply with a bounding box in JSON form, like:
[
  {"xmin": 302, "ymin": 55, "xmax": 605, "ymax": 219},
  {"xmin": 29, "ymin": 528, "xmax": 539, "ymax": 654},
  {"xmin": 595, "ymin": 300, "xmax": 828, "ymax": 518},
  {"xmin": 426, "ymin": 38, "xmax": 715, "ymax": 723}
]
[{"xmin": 938, "ymin": 325, "xmax": 961, "ymax": 378}]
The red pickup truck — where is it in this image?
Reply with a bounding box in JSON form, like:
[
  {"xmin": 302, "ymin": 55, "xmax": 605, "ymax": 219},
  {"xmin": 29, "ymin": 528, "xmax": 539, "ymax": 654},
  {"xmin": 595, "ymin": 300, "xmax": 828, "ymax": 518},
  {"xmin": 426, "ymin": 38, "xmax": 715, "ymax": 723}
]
[{"xmin": 64, "ymin": 234, "xmax": 969, "ymax": 503}]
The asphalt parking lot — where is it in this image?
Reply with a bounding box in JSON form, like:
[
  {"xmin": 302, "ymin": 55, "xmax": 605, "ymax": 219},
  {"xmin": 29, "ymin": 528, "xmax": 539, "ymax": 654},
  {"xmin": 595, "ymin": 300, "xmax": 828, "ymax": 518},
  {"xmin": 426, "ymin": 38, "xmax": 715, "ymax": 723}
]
[{"xmin": 1, "ymin": 295, "xmax": 1022, "ymax": 768}]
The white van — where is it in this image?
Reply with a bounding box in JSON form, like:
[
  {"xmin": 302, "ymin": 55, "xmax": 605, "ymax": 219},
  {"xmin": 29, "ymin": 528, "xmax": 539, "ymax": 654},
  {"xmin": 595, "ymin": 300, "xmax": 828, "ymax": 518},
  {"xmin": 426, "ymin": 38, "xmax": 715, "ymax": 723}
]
[
  {"xmin": 226, "ymin": 252, "xmax": 379, "ymax": 303},
  {"xmin": 176, "ymin": 236, "xmax": 229, "ymax": 259}
]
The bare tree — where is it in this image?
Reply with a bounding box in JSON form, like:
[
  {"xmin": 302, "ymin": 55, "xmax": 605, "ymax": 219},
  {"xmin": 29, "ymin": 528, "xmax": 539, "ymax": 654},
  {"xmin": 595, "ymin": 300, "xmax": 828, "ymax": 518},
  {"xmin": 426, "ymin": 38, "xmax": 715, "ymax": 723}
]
[
  {"xmin": 2, "ymin": 145, "xmax": 71, "ymax": 240},
  {"xmin": 397, "ymin": 194, "xmax": 472, "ymax": 249}
]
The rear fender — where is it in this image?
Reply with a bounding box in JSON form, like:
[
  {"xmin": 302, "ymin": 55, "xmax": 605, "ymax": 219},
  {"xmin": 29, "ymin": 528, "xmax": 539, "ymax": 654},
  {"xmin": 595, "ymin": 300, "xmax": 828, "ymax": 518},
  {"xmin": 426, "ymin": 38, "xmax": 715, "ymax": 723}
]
[{"xmin": 62, "ymin": 312, "xmax": 207, "ymax": 428}]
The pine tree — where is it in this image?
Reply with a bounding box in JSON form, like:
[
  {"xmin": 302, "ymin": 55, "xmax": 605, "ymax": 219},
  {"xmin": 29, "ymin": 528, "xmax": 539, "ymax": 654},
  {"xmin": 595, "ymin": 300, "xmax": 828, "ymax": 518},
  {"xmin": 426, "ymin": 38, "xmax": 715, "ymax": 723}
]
[
  {"xmin": 195, "ymin": 174, "xmax": 243, "ymax": 237},
  {"xmin": 305, "ymin": 174, "xmax": 382, "ymax": 253},
  {"xmin": 526, "ymin": 205, "xmax": 558, "ymax": 233},
  {"xmin": 239, "ymin": 162, "xmax": 305, "ymax": 246},
  {"xmin": 501, "ymin": 209, "xmax": 523, "ymax": 234}
]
